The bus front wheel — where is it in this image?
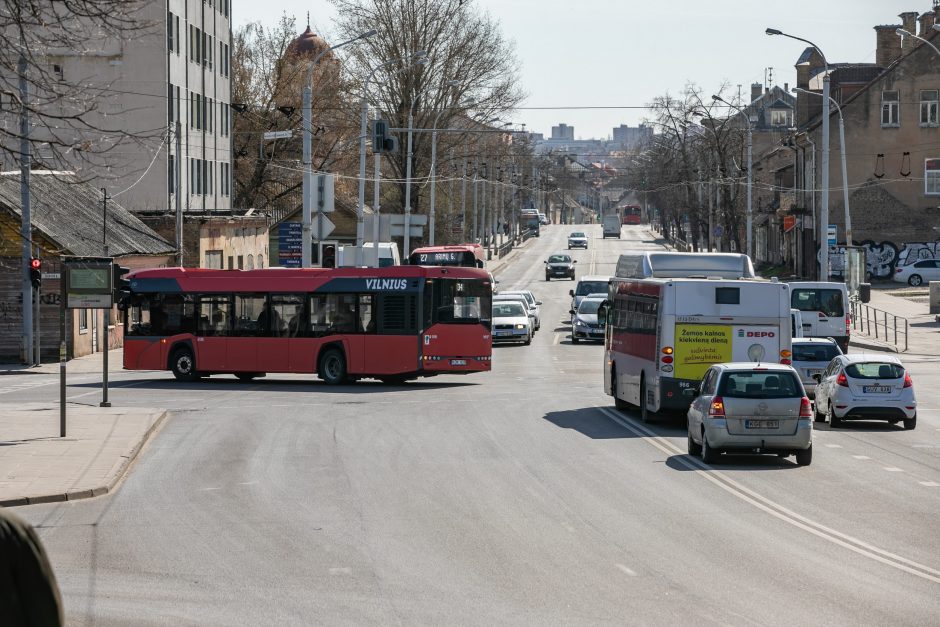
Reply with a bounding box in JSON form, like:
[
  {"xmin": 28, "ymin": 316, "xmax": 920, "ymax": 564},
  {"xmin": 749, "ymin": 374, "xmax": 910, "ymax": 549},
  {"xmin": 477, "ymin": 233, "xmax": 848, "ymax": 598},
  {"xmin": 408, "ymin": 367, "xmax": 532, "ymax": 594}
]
[
  {"xmin": 170, "ymin": 348, "xmax": 198, "ymax": 382},
  {"xmin": 319, "ymin": 349, "xmax": 348, "ymax": 385}
]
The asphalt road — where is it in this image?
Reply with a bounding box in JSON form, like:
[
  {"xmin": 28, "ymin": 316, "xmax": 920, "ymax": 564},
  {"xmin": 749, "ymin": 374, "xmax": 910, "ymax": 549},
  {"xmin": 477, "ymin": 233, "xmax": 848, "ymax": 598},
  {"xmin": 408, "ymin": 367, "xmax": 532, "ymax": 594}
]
[{"xmin": 7, "ymin": 224, "xmax": 940, "ymax": 625}]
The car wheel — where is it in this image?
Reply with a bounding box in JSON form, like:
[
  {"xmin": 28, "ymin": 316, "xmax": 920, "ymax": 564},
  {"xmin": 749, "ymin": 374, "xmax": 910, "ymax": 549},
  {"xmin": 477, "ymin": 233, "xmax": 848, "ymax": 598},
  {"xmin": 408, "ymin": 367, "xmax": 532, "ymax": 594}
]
[
  {"xmin": 572, "ymin": 336, "xmax": 579, "ymax": 344},
  {"xmin": 701, "ymin": 430, "xmax": 720, "ymax": 464},
  {"xmin": 545, "ymin": 275, "xmax": 551, "ymax": 281},
  {"xmin": 318, "ymin": 349, "xmax": 348, "ymax": 385},
  {"xmin": 795, "ymin": 445, "xmax": 813, "ymax": 466},
  {"xmin": 640, "ymin": 376, "xmax": 652, "ymax": 423},
  {"xmin": 903, "ymin": 413, "xmax": 917, "ymax": 430},
  {"xmin": 524, "ymin": 334, "xmax": 532, "ymax": 346},
  {"xmin": 908, "ymin": 274, "xmax": 923, "ymax": 287},
  {"xmin": 827, "ymin": 404, "xmax": 841, "ymax": 428},
  {"xmin": 687, "ymin": 426, "xmax": 702, "ymax": 456},
  {"xmin": 170, "ymin": 347, "xmax": 198, "ymax": 382}
]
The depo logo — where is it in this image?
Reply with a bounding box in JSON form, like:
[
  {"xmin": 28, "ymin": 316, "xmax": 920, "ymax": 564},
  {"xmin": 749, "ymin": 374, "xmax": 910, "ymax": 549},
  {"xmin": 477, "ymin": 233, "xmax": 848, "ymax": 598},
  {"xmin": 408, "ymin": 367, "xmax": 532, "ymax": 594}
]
[{"xmin": 745, "ymin": 331, "xmax": 775, "ymax": 338}]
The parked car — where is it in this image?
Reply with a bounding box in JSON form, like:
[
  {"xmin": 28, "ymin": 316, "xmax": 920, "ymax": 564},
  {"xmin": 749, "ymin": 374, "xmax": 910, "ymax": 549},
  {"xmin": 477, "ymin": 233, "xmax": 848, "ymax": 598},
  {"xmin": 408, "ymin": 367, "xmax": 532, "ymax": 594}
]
[
  {"xmin": 491, "ymin": 301, "xmax": 532, "ymax": 345},
  {"xmin": 790, "ymin": 338, "xmax": 842, "ymax": 398},
  {"xmin": 893, "ymin": 259, "xmax": 940, "ymax": 287},
  {"xmin": 568, "ymin": 231, "xmax": 589, "ymax": 249},
  {"xmin": 487, "ymin": 271, "xmax": 499, "ymax": 294},
  {"xmin": 789, "ymin": 281, "xmax": 850, "ymax": 352},
  {"xmin": 570, "ymin": 276, "xmax": 610, "ymax": 314},
  {"xmin": 545, "ymin": 253, "xmax": 577, "ymax": 281},
  {"xmin": 501, "ymin": 290, "xmax": 542, "ymax": 331},
  {"xmin": 686, "ymin": 363, "xmax": 814, "ymax": 466},
  {"xmin": 570, "ymin": 296, "xmax": 606, "ymax": 343},
  {"xmin": 494, "ymin": 294, "xmax": 537, "ymax": 333},
  {"xmin": 538, "ymin": 212, "xmax": 550, "ymax": 225},
  {"xmin": 813, "ymin": 354, "xmax": 917, "ymax": 429}
]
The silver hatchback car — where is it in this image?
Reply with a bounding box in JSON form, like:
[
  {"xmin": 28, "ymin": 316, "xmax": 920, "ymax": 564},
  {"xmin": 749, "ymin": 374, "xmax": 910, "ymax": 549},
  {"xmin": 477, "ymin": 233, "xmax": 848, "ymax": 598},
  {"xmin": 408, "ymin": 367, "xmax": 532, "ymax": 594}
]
[
  {"xmin": 686, "ymin": 363, "xmax": 814, "ymax": 466},
  {"xmin": 790, "ymin": 338, "xmax": 842, "ymax": 398}
]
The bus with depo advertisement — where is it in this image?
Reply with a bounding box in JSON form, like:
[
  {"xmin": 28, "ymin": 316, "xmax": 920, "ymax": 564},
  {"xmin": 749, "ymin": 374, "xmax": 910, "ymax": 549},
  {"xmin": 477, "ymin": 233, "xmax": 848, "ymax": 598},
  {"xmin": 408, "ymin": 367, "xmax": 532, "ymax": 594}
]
[
  {"xmin": 601, "ymin": 252, "xmax": 792, "ymax": 421},
  {"xmin": 121, "ymin": 266, "xmax": 492, "ymax": 384},
  {"xmin": 408, "ymin": 244, "xmax": 485, "ymax": 268}
]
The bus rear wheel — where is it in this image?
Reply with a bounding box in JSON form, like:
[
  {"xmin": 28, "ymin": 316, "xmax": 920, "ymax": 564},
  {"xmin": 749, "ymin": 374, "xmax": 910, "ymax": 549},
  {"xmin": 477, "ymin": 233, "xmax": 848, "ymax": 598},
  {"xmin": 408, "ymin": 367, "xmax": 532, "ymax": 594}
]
[
  {"xmin": 640, "ymin": 376, "xmax": 652, "ymax": 423},
  {"xmin": 170, "ymin": 348, "xmax": 198, "ymax": 382},
  {"xmin": 319, "ymin": 349, "xmax": 348, "ymax": 385}
]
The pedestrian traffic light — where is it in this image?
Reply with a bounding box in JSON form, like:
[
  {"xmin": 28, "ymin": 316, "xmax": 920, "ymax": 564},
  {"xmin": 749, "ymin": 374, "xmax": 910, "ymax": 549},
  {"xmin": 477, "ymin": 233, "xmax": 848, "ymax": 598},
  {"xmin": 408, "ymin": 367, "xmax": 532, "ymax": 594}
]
[
  {"xmin": 29, "ymin": 257, "xmax": 41, "ymax": 289},
  {"xmin": 372, "ymin": 119, "xmax": 388, "ymax": 152},
  {"xmin": 112, "ymin": 264, "xmax": 131, "ymax": 308}
]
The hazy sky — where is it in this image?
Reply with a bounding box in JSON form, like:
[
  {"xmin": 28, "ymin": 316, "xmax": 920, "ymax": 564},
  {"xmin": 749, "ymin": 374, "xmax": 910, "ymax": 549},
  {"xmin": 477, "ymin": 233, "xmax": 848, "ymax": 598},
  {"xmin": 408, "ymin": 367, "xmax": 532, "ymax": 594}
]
[{"xmin": 235, "ymin": 1, "xmax": 929, "ymax": 139}]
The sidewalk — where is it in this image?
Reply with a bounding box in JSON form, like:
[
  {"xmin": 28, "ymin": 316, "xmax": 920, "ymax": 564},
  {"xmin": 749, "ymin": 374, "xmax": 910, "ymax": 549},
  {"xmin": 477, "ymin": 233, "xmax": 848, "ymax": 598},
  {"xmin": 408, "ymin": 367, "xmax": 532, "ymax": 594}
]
[
  {"xmin": 1, "ymin": 348, "xmax": 125, "ymax": 376},
  {"xmin": 849, "ymin": 285, "xmax": 940, "ymax": 356},
  {"xmin": 488, "ymin": 233, "xmax": 537, "ymax": 276},
  {"xmin": 0, "ymin": 403, "xmax": 166, "ymax": 507}
]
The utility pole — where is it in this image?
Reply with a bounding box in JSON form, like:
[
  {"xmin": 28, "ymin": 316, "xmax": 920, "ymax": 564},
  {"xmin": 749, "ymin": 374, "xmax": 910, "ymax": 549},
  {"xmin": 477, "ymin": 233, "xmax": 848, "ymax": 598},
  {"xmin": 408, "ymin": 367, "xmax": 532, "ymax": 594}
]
[
  {"xmin": 101, "ymin": 189, "xmax": 111, "ymax": 408},
  {"xmin": 19, "ymin": 46, "xmax": 33, "ymax": 366},
  {"xmin": 175, "ymin": 120, "xmax": 183, "ymax": 266},
  {"xmin": 460, "ymin": 156, "xmax": 468, "ymax": 242},
  {"xmin": 404, "ymin": 107, "xmax": 415, "ymax": 257}
]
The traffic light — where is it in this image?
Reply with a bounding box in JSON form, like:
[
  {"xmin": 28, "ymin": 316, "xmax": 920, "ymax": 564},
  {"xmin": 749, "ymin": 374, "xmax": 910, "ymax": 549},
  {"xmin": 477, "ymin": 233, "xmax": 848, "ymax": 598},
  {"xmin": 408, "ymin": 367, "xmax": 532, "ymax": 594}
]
[
  {"xmin": 29, "ymin": 257, "xmax": 41, "ymax": 289},
  {"xmin": 322, "ymin": 244, "xmax": 336, "ymax": 269},
  {"xmin": 371, "ymin": 119, "xmax": 398, "ymax": 153},
  {"xmin": 113, "ymin": 264, "xmax": 131, "ymax": 309}
]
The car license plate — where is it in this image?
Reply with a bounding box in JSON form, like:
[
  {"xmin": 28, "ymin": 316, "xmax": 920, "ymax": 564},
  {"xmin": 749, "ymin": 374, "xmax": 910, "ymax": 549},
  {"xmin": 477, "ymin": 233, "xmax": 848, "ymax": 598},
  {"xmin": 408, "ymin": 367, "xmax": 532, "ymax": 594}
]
[
  {"xmin": 863, "ymin": 385, "xmax": 891, "ymax": 393},
  {"xmin": 494, "ymin": 331, "xmax": 509, "ymax": 337},
  {"xmin": 745, "ymin": 419, "xmax": 779, "ymax": 429},
  {"xmin": 450, "ymin": 359, "xmax": 466, "ymax": 366}
]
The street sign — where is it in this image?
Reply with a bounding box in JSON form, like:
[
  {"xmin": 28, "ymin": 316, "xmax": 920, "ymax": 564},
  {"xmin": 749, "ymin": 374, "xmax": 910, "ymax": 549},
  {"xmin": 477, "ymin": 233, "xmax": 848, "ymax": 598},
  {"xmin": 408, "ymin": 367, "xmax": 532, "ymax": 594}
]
[
  {"xmin": 277, "ymin": 222, "xmax": 302, "ymax": 267},
  {"xmin": 63, "ymin": 257, "xmax": 113, "ymax": 309},
  {"xmin": 827, "ymin": 224, "xmax": 837, "ymax": 246},
  {"xmin": 41, "ymin": 272, "xmax": 61, "ymax": 280},
  {"xmin": 390, "ymin": 225, "xmax": 423, "ymax": 238},
  {"xmin": 389, "ymin": 214, "xmax": 428, "ymax": 226},
  {"xmin": 263, "ymin": 130, "xmax": 293, "ymax": 140},
  {"xmin": 312, "ymin": 215, "xmax": 335, "ymax": 240},
  {"xmin": 783, "ymin": 215, "xmax": 797, "ymax": 233},
  {"xmin": 313, "ymin": 174, "xmax": 335, "ymax": 213}
]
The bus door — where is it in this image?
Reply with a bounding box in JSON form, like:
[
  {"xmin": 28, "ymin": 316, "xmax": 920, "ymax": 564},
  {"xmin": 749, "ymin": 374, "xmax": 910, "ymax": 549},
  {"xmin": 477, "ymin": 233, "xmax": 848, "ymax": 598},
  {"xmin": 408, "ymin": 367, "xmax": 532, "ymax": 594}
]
[
  {"xmin": 196, "ymin": 295, "xmax": 233, "ymax": 371},
  {"xmin": 230, "ymin": 294, "xmax": 266, "ymax": 372},
  {"xmin": 259, "ymin": 294, "xmax": 303, "ymax": 372}
]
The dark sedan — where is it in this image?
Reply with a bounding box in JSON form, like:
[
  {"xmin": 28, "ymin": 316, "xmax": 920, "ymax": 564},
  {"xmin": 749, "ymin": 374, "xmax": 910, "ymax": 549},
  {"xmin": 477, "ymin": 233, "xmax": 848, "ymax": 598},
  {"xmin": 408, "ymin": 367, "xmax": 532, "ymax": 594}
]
[{"xmin": 545, "ymin": 253, "xmax": 576, "ymax": 281}]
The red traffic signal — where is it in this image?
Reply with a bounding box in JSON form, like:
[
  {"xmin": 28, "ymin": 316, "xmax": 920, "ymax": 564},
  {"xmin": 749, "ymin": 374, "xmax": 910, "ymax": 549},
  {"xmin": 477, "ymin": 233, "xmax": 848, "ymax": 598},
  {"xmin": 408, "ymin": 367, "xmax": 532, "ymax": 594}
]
[
  {"xmin": 30, "ymin": 257, "xmax": 41, "ymax": 270},
  {"xmin": 29, "ymin": 257, "xmax": 41, "ymax": 288}
]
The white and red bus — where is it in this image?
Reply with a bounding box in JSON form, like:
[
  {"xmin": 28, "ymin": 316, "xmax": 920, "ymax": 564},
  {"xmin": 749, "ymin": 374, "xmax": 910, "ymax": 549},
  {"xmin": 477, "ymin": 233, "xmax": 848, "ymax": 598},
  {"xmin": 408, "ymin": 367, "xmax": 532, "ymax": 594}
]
[
  {"xmin": 620, "ymin": 205, "xmax": 642, "ymax": 225},
  {"xmin": 601, "ymin": 252, "xmax": 792, "ymax": 420},
  {"xmin": 121, "ymin": 266, "xmax": 492, "ymax": 384},
  {"xmin": 409, "ymin": 244, "xmax": 485, "ymax": 268}
]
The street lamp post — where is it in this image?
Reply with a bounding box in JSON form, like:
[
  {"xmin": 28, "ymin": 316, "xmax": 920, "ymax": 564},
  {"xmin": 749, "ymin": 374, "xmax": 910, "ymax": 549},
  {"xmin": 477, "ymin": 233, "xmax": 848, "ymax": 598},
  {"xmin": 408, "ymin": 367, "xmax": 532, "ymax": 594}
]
[
  {"xmin": 712, "ymin": 95, "xmax": 753, "ymax": 258},
  {"xmin": 767, "ymin": 27, "xmax": 831, "ymax": 280},
  {"xmin": 793, "ymin": 86, "xmax": 852, "ymax": 246},
  {"xmin": 357, "ymin": 51, "xmax": 426, "ymax": 268},
  {"xmin": 302, "ymin": 29, "xmax": 376, "ymax": 268}
]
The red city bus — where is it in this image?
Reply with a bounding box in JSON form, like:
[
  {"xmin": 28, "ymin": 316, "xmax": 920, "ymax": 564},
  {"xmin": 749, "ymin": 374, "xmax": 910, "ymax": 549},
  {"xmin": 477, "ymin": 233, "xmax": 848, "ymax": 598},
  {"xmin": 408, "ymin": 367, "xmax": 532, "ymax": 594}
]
[
  {"xmin": 621, "ymin": 205, "xmax": 642, "ymax": 225},
  {"xmin": 409, "ymin": 244, "xmax": 485, "ymax": 268},
  {"xmin": 121, "ymin": 266, "xmax": 492, "ymax": 384}
]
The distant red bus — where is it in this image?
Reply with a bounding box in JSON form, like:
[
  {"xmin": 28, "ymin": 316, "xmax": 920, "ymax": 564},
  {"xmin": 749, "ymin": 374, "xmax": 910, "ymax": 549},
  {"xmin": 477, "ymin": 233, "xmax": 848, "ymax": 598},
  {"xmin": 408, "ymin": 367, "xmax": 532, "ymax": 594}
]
[
  {"xmin": 621, "ymin": 205, "xmax": 642, "ymax": 225},
  {"xmin": 121, "ymin": 266, "xmax": 492, "ymax": 384},
  {"xmin": 409, "ymin": 244, "xmax": 485, "ymax": 268}
]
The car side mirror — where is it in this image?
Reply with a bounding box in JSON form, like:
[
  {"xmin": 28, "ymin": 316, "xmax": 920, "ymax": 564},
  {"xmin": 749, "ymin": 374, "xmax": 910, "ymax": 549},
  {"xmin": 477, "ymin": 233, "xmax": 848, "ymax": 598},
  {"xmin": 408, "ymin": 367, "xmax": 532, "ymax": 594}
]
[
  {"xmin": 536, "ymin": 301, "xmax": 543, "ymax": 306},
  {"xmin": 573, "ymin": 260, "xmax": 578, "ymax": 263},
  {"xmin": 597, "ymin": 303, "xmax": 608, "ymax": 326},
  {"xmin": 569, "ymin": 290, "xmax": 574, "ymax": 297},
  {"xmin": 811, "ymin": 373, "xmax": 822, "ymax": 383},
  {"xmin": 569, "ymin": 309, "xmax": 575, "ymax": 315}
]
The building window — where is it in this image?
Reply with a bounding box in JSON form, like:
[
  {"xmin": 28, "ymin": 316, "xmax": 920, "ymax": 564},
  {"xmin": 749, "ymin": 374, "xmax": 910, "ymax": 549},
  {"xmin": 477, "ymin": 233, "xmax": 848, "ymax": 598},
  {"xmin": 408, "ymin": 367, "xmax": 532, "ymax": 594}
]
[
  {"xmin": 237, "ymin": 255, "xmax": 244, "ymax": 270},
  {"xmin": 205, "ymin": 250, "xmax": 223, "ymax": 269},
  {"xmin": 167, "ymin": 12, "xmax": 174, "ymax": 51},
  {"xmin": 921, "ymin": 90, "xmax": 938, "ymax": 126},
  {"xmin": 881, "ymin": 90, "xmax": 900, "ymax": 127},
  {"xmin": 258, "ymin": 254, "xmax": 264, "ymax": 269},
  {"xmin": 167, "ymin": 83, "xmax": 174, "ymax": 123},
  {"xmin": 247, "ymin": 254, "xmax": 254, "ymax": 270},
  {"xmin": 770, "ymin": 109, "xmax": 792, "ymax": 127},
  {"xmin": 79, "ymin": 309, "xmax": 88, "ymax": 332},
  {"xmin": 175, "ymin": 15, "xmax": 180, "ymax": 54},
  {"xmin": 925, "ymin": 159, "xmax": 940, "ymax": 195}
]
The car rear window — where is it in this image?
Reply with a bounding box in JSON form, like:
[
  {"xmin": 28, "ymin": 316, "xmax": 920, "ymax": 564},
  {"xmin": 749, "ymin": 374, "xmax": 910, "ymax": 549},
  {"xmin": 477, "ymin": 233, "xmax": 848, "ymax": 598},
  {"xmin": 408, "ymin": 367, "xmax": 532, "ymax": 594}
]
[
  {"xmin": 845, "ymin": 362, "xmax": 904, "ymax": 379},
  {"xmin": 791, "ymin": 288, "xmax": 845, "ymax": 317},
  {"xmin": 792, "ymin": 343, "xmax": 841, "ymax": 362},
  {"xmin": 718, "ymin": 371, "xmax": 802, "ymax": 398},
  {"xmin": 576, "ymin": 281, "xmax": 607, "ymax": 296}
]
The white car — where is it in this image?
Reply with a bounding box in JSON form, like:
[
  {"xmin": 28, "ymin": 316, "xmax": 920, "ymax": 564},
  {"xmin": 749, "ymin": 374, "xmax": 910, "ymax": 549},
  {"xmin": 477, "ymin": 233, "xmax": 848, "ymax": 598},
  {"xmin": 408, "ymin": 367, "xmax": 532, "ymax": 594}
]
[
  {"xmin": 790, "ymin": 338, "xmax": 842, "ymax": 398},
  {"xmin": 813, "ymin": 354, "xmax": 917, "ymax": 429},
  {"xmin": 500, "ymin": 290, "xmax": 542, "ymax": 330},
  {"xmin": 494, "ymin": 294, "xmax": 536, "ymax": 334},
  {"xmin": 567, "ymin": 232, "xmax": 588, "ymax": 249},
  {"xmin": 893, "ymin": 259, "xmax": 940, "ymax": 286},
  {"xmin": 491, "ymin": 301, "xmax": 531, "ymax": 345}
]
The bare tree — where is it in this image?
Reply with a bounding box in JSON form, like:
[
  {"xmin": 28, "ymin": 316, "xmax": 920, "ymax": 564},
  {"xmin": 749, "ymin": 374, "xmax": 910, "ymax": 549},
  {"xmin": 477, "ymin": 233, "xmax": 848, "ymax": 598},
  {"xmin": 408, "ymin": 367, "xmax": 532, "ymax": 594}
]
[
  {"xmin": 331, "ymin": 0, "xmax": 524, "ymax": 237},
  {"xmin": 0, "ymin": 0, "xmax": 162, "ymax": 176}
]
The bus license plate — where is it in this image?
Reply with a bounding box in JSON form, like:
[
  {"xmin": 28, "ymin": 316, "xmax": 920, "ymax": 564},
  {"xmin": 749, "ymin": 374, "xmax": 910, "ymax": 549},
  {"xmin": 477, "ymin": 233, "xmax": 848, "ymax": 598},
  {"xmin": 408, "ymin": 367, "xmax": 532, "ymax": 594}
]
[
  {"xmin": 450, "ymin": 359, "xmax": 467, "ymax": 366},
  {"xmin": 863, "ymin": 385, "xmax": 891, "ymax": 393},
  {"xmin": 745, "ymin": 419, "xmax": 778, "ymax": 429}
]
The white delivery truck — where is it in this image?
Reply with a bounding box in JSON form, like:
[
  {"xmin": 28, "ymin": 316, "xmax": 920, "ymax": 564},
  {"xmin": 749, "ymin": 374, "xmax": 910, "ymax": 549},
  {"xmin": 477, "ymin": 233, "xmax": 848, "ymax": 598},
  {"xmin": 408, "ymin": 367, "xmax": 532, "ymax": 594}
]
[
  {"xmin": 336, "ymin": 243, "xmax": 401, "ymax": 268},
  {"xmin": 602, "ymin": 214, "xmax": 622, "ymax": 238}
]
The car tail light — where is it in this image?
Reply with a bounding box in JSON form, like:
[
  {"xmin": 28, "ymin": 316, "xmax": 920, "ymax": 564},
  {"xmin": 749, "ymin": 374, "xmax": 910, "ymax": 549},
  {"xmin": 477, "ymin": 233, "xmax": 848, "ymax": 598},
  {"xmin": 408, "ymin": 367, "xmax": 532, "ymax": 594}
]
[
  {"xmin": 837, "ymin": 372, "xmax": 849, "ymax": 387},
  {"xmin": 799, "ymin": 397, "xmax": 813, "ymax": 417},
  {"xmin": 903, "ymin": 372, "xmax": 913, "ymax": 388},
  {"xmin": 709, "ymin": 396, "xmax": 725, "ymax": 417},
  {"xmin": 846, "ymin": 315, "xmax": 851, "ymax": 333}
]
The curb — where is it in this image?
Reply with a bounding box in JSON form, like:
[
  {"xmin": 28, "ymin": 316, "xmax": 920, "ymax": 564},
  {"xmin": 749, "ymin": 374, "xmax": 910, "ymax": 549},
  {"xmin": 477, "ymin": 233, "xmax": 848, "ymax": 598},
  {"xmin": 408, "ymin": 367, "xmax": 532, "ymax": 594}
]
[
  {"xmin": 0, "ymin": 409, "xmax": 168, "ymax": 508},
  {"xmin": 849, "ymin": 335, "xmax": 900, "ymax": 354}
]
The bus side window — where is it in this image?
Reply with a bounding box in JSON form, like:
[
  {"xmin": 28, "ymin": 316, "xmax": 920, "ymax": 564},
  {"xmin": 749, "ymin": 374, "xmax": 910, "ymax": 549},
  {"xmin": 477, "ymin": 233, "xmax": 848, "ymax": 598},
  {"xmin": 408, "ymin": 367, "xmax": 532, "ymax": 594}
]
[
  {"xmin": 272, "ymin": 294, "xmax": 304, "ymax": 337},
  {"xmin": 359, "ymin": 295, "xmax": 375, "ymax": 333},
  {"xmin": 309, "ymin": 295, "xmax": 329, "ymax": 337}
]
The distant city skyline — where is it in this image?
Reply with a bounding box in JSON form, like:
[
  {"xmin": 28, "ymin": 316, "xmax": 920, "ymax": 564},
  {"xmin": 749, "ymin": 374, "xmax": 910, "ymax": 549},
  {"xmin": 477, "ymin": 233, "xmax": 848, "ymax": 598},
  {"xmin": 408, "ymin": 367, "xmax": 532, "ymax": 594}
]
[{"xmin": 234, "ymin": 0, "xmax": 926, "ymax": 139}]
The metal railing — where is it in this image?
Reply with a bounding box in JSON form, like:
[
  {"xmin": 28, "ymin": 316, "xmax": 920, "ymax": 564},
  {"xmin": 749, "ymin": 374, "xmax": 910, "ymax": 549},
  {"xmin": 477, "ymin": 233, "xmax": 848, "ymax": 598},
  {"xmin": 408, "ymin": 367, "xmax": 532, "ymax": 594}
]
[
  {"xmin": 850, "ymin": 300, "xmax": 909, "ymax": 352},
  {"xmin": 496, "ymin": 240, "xmax": 513, "ymax": 258},
  {"xmin": 521, "ymin": 228, "xmax": 537, "ymax": 242}
]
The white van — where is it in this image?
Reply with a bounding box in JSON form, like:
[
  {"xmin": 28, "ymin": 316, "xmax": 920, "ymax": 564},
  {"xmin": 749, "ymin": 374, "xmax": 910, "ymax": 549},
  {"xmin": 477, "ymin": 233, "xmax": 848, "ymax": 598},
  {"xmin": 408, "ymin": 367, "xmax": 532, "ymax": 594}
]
[
  {"xmin": 791, "ymin": 308, "xmax": 804, "ymax": 338},
  {"xmin": 337, "ymin": 243, "xmax": 401, "ymax": 268},
  {"xmin": 789, "ymin": 281, "xmax": 850, "ymax": 352},
  {"xmin": 602, "ymin": 214, "xmax": 622, "ymax": 238}
]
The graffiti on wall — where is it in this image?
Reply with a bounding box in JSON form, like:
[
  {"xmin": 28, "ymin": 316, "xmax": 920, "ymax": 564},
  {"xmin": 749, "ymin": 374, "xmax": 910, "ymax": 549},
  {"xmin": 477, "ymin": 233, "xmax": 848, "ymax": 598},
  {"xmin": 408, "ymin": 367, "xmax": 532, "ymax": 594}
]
[{"xmin": 829, "ymin": 240, "xmax": 940, "ymax": 279}]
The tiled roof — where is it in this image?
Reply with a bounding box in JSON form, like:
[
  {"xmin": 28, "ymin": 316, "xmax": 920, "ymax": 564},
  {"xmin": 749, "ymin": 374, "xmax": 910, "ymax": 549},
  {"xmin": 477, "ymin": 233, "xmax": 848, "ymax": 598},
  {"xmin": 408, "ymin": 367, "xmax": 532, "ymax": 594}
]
[{"xmin": 0, "ymin": 171, "xmax": 175, "ymax": 257}]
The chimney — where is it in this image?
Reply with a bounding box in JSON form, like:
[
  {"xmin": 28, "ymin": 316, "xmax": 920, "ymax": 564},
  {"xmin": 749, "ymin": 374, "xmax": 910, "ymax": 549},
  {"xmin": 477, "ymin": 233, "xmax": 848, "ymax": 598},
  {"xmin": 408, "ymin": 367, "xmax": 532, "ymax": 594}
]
[
  {"xmin": 875, "ymin": 25, "xmax": 904, "ymax": 67},
  {"xmin": 751, "ymin": 82, "xmax": 762, "ymax": 103},
  {"xmin": 900, "ymin": 12, "xmax": 918, "ymax": 53},
  {"xmin": 919, "ymin": 11, "xmax": 937, "ymax": 37},
  {"xmin": 784, "ymin": 82, "xmax": 789, "ymax": 93}
]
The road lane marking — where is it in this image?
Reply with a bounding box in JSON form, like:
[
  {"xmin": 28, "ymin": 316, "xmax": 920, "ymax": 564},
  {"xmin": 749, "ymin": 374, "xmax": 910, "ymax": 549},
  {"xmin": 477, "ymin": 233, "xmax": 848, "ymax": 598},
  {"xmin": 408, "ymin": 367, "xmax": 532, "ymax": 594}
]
[
  {"xmin": 883, "ymin": 467, "xmax": 904, "ymax": 472},
  {"xmin": 920, "ymin": 481, "xmax": 940, "ymax": 487},
  {"xmin": 597, "ymin": 406, "xmax": 940, "ymax": 585},
  {"xmin": 825, "ymin": 444, "xmax": 843, "ymax": 448},
  {"xmin": 852, "ymin": 455, "xmax": 871, "ymax": 460},
  {"xmin": 553, "ymin": 333, "xmax": 562, "ymax": 345},
  {"xmin": 615, "ymin": 564, "xmax": 638, "ymax": 577}
]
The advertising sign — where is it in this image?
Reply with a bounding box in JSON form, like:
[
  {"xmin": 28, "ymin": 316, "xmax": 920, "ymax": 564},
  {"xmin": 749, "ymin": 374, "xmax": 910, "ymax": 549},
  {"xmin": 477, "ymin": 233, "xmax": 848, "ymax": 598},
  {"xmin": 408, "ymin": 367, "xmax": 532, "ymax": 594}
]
[
  {"xmin": 64, "ymin": 258, "xmax": 113, "ymax": 309},
  {"xmin": 674, "ymin": 324, "xmax": 732, "ymax": 380},
  {"xmin": 731, "ymin": 326, "xmax": 780, "ymax": 364}
]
